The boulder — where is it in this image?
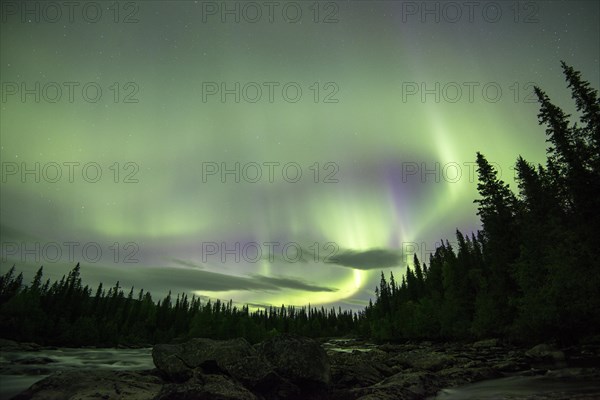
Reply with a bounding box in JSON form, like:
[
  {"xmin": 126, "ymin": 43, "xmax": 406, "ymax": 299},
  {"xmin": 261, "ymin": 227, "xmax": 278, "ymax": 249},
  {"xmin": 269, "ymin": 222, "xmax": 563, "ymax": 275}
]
[
  {"xmin": 330, "ymin": 358, "xmax": 383, "ymax": 389},
  {"xmin": 438, "ymin": 365, "xmax": 500, "ymax": 384},
  {"xmin": 472, "ymin": 338, "xmax": 500, "ymax": 348},
  {"xmin": 355, "ymin": 396, "xmax": 400, "ymax": 400},
  {"xmin": 350, "ymin": 371, "xmax": 440, "ymax": 400},
  {"xmin": 152, "ymin": 343, "xmax": 192, "ymax": 382},
  {"xmin": 11, "ymin": 370, "xmax": 163, "ymax": 400},
  {"xmin": 525, "ymin": 343, "xmax": 566, "ymax": 362},
  {"xmin": 0, "ymin": 339, "xmax": 41, "ymax": 352},
  {"xmin": 12, "ymin": 356, "xmax": 56, "ymax": 365},
  {"xmin": 152, "ymin": 337, "xmax": 283, "ymax": 391},
  {"xmin": 492, "ymin": 359, "xmax": 528, "ymax": 372},
  {"xmin": 389, "ymin": 350, "xmax": 455, "ymax": 372},
  {"xmin": 0, "ymin": 338, "xmax": 21, "ymax": 351},
  {"xmin": 256, "ymin": 334, "xmax": 331, "ymax": 389},
  {"xmin": 375, "ymin": 371, "xmax": 439, "ymax": 397},
  {"xmin": 155, "ymin": 375, "xmax": 258, "ymax": 400},
  {"xmin": 329, "ymin": 349, "xmax": 393, "ymax": 389}
]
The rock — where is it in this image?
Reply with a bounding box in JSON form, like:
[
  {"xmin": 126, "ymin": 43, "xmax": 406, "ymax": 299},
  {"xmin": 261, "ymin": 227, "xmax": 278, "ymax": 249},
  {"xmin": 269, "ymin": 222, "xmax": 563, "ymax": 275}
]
[
  {"xmin": 12, "ymin": 356, "xmax": 56, "ymax": 365},
  {"xmin": 472, "ymin": 338, "xmax": 499, "ymax": 348},
  {"xmin": 525, "ymin": 344, "xmax": 566, "ymax": 362},
  {"xmin": 152, "ymin": 343, "xmax": 192, "ymax": 382},
  {"xmin": 438, "ymin": 365, "xmax": 500, "ymax": 384},
  {"xmin": 493, "ymin": 359, "xmax": 527, "ymax": 372},
  {"xmin": 350, "ymin": 371, "xmax": 440, "ymax": 400},
  {"xmin": 378, "ymin": 343, "xmax": 405, "ymax": 353},
  {"xmin": 0, "ymin": 365, "xmax": 54, "ymax": 376},
  {"xmin": 155, "ymin": 375, "xmax": 258, "ymax": 400},
  {"xmin": 0, "ymin": 339, "xmax": 41, "ymax": 352},
  {"xmin": 377, "ymin": 371, "xmax": 439, "ymax": 396},
  {"xmin": 544, "ymin": 367, "xmax": 600, "ymax": 379},
  {"xmin": 389, "ymin": 350, "xmax": 455, "ymax": 372},
  {"xmin": 329, "ymin": 350, "xmax": 389, "ymax": 389},
  {"xmin": 355, "ymin": 396, "xmax": 396, "ymax": 400},
  {"xmin": 332, "ymin": 365, "xmax": 382, "ymax": 389},
  {"xmin": 412, "ymin": 353, "xmax": 455, "ymax": 371},
  {"xmin": 0, "ymin": 338, "xmax": 21, "ymax": 351},
  {"xmin": 256, "ymin": 334, "xmax": 331, "ymax": 389},
  {"xmin": 153, "ymin": 337, "xmax": 284, "ymax": 392},
  {"xmin": 11, "ymin": 369, "xmax": 163, "ymax": 400}
]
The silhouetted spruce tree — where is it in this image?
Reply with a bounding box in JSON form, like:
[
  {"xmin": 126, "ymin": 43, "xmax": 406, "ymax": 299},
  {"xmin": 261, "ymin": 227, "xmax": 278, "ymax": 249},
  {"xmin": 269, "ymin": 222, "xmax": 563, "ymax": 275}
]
[
  {"xmin": 471, "ymin": 152, "xmax": 519, "ymax": 336},
  {"xmin": 412, "ymin": 254, "xmax": 425, "ymax": 298},
  {"xmin": 512, "ymin": 62, "xmax": 600, "ymax": 342},
  {"xmin": 425, "ymin": 248, "xmax": 444, "ymax": 302},
  {"xmin": 0, "ymin": 266, "xmax": 22, "ymax": 305}
]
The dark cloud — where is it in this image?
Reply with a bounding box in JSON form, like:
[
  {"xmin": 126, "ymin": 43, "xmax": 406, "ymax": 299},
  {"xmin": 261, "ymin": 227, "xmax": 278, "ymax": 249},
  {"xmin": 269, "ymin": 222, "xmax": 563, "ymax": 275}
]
[
  {"xmin": 141, "ymin": 266, "xmax": 338, "ymax": 294},
  {"xmin": 251, "ymin": 275, "xmax": 338, "ymax": 292},
  {"xmin": 326, "ymin": 249, "xmax": 401, "ymax": 269},
  {"xmin": 137, "ymin": 267, "xmax": 275, "ymax": 292},
  {"xmin": 71, "ymin": 261, "xmax": 337, "ymax": 297},
  {"xmin": 246, "ymin": 302, "xmax": 276, "ymax": 309},
  {"xmin": 167, "ymin": 260, "xmax": 337, "ymax": 293},
  {"xmin": 171, "ymin": 258, "xmax": 204, "ymax": 269}
]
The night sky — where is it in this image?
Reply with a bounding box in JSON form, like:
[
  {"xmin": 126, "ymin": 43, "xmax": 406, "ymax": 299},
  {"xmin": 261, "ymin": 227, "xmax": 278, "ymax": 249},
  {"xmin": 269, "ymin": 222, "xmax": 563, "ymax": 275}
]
[{"xmin": 1, "ymin": 1, "xmax": 598, "ymax": 310}]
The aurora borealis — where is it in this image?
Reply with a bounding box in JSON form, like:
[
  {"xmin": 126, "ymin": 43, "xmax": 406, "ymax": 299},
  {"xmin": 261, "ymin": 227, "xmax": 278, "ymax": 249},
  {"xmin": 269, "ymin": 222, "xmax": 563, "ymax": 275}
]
[{"xmin": 1, "ymin": 1, "xmax": 598, "ymax": 310}]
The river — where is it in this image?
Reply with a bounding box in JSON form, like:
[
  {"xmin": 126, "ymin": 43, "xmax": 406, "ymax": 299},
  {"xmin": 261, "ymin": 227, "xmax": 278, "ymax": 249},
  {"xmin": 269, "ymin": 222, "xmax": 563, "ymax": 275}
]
[
  {"xmin": 432, "ymin": 374, "xmax": 600, "ymax": 399},
  {"xmin": 1, "ymin": 345, "xmax": 599, "ymax": 399},
  {"xmin": 0, "ymin": 347, "xmax": 153, "ymax": 399}
]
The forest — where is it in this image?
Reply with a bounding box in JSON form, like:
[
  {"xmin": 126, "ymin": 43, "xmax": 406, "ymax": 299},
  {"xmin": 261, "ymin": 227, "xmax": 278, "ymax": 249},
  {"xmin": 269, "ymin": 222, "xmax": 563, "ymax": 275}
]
[{"xmin": 1, "ymin": 62, "xmax": 598, "ymax": 346}]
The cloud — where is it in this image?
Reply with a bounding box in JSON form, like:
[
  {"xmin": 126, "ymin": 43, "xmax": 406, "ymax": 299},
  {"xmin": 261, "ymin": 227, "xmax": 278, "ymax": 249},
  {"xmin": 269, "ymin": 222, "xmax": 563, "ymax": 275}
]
[
  {"xmin": 141, "ymin": 267, "xmax": 276, "ymax": 292},
  {"xmin": 326, "ymin": 248, "xmax": 401, "ymax": 269},
  {"xmin": 246, "ymin": 302, "xmax": 276, "ymax": 309},
  {"xmin": 166, "ymin": 259, "xmax": 337, "ymax": 293},
  {"xmin": 251, "ymin": 274, "xmax": 338, "ymax": 292},
  {"xmin": 171, "ymin": 258, "xmax": 204, "ymax": 269},
  {"xmin": 114, "ymin": 260, "xmax": 337, "ymax": 294}
]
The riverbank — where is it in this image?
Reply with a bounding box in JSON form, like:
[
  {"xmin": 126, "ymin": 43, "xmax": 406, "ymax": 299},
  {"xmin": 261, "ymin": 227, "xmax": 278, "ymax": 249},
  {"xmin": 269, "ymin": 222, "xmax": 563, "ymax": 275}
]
[{"xmin": 2, "ymin": 336, "xmax": 600, "ymax": 399}]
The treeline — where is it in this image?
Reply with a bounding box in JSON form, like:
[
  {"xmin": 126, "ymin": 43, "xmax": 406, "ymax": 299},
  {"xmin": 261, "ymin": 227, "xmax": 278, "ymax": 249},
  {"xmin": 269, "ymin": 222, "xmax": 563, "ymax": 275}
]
[
  {"xmin": 363, "ymin": 62, "xmax": 600, "ymax": 344},
  {"xmin": 0, "ymin": 264, "xmax": 356, "ymax": 346},
  {"xmin": 1, "ymin": 63, "xmax": 598, "ymax": 346}
]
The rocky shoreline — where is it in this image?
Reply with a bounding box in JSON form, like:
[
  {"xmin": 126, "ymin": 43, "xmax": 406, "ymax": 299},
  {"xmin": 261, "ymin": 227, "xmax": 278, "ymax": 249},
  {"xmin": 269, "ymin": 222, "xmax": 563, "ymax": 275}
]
[{"xmin": 4, "ymin": 336, "xmax": 600, "ymax": 399}]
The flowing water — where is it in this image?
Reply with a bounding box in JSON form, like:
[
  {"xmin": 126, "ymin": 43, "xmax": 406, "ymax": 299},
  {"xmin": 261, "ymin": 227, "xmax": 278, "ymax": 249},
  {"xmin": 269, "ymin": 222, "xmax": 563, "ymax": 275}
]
[
  {"xmin": 322, "ymin": 338, "xmax": 377, "ymax": 353},
  {"xmin": 432, "ymin": 374, "xmax": 600, "ymax": 399},
  {"xmin": 0, "ymin": 347, "xmax": 152, "ymax": 399}
]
